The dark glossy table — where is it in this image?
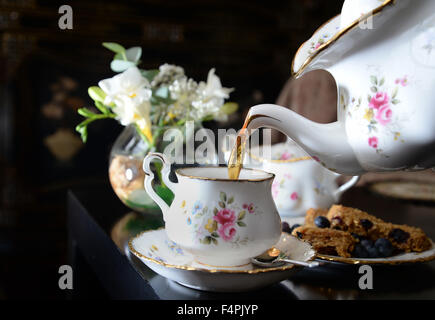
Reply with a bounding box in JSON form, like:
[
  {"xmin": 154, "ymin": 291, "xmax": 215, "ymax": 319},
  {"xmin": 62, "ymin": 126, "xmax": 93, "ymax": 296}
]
[{"xmin": 67, "ymin": 181, "xmax": 435, "ymax": 300}]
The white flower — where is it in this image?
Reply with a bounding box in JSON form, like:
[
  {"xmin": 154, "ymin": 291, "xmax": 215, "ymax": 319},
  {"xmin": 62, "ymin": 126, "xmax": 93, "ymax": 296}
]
[
  {"xmin": 202, "ymin": 68, "xmax": 233, "ymax": 99},
  {"xmin": 191, "ymin": 68, "xmax": 234, "ymax": 120},
  {"xmin": 98, "ymin": 67, "xmax": 153, "ymax": 141},
  {"xmin": 168, "ymin": 76, "xmax": 198, "ymax": 100},
  {"xmin": 151, "ymin": 63, "xmax": 185, "ymax": 87}
]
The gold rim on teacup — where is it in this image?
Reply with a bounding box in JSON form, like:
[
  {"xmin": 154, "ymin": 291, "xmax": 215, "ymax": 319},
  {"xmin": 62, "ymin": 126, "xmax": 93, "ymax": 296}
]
[
  {"xmin": 291, "ymin": 0, "xmax": 395, "ymax": 77},
  {"xmin": 175, "ymin": 166, "xmax": 275, "ymax": 182}
]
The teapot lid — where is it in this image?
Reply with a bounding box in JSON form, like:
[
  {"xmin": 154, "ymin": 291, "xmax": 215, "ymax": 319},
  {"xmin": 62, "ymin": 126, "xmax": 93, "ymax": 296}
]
[{"xmin": 291, "ymin": 0, "xmax": 395, "ymax": 78}]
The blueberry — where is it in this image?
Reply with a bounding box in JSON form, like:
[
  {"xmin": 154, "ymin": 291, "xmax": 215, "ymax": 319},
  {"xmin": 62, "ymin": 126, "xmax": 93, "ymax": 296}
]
[
  {"xmin": 360, "ymin": 239, "xmax": 380, "ymax": 258},
  {"xmin": 389, "ymin": 228, "xmax": 410, "ymax": 243},
  {"xmin": 375, "ymin": 238, "xmax": 394, "ymax": 257},
  {"xmin": 360, "ymin": 239, "xmax": 374, "ymax": 248},
  {"xmin": 352, "ymin": 243, "xmax": 369, "ymax": 258},
  {"xmin": 360, "ymin": 219, "xmax": 373, "ymax": 230},
  {"xmin": 366, "ymin": 246, "xmax": 380, "ymax": 258},
  {"xmin": 290, "ymin": 224, "xmax": 301, "ymax": 233},
  {"xmin": 314, "ymin": 216, "xmax": 330, "ymax": 228},
  {"xmin": 281, "ymin": 222, "xmax": 291, "ymax": 234},
  {"xmin": 351, "ymin": 233, "xmax": 366, "ymax": 241}
]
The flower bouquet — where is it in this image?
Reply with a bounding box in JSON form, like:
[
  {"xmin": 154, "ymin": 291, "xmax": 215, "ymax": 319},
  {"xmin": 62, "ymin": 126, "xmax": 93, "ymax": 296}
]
[{"xmin": 76, "ymin": 42, "xmax": 237, "ymax": 213}]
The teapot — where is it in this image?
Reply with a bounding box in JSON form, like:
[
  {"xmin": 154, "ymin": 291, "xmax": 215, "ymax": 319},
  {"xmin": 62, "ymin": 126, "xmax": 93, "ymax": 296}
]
[{"xmin": 243, "ymin": 0, "xmax": 435, "ymax": 175}]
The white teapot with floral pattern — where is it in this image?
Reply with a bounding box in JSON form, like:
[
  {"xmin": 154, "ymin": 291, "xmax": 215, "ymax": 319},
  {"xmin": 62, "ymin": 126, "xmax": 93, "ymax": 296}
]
[{"xmin": 243, "ymin": 0, "xmax": 435, "ymax": 175}]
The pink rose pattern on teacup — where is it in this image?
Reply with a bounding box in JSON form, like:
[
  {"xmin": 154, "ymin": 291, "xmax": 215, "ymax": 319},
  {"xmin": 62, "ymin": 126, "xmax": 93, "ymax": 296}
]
[
  {"xmin": 395, "ymin": 76, "xmax": 408, "ymax": 87},
  {"xmin": 271, "ymin": 173, "xmax": 293, "ymax": 199},
  {"xmin": 375, "ymin": 104, "xmax": 393, "ymax": 126},
  {"xmin": 369, "ymin": 92, "xmax": 389, "ymax": 110},
  {"xmin": 188, "ymin": 191, "xmax": 261, "ymax": 246},
  {"xmin": 357, "ymin": 74, "xmax": 407, "ymax": 156},
  {"xmin": 368, "ymin": 136, "xmax": 378, "ymax": 149},
  {"xmin": 271, "ymin": 174, "xmax": 301, "ymax": 204}
]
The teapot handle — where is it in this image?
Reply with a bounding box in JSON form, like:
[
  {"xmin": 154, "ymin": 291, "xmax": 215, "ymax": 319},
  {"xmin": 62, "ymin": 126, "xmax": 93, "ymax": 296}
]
[
  {"xmin": 333, "ymin": 175, "xmax": 360, "ymax": 202},
  {"xmin": 143, "ymin": 152, "xmax": 177, "ymax": 221}
]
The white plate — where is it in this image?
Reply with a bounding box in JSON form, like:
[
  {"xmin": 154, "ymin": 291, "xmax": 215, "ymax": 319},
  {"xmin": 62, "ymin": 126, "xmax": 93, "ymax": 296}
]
[
  {"xmin": 282, "ymin": 217, "xmax": 435, "ymax": 265},
  {"xmin": 128, "ymin": 228, "xmax": 315, "ymax": 292}
]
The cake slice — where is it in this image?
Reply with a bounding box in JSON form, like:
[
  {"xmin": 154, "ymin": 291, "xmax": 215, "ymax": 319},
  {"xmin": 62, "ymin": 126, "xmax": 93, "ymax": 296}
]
[
  {"xmin": 291, "ymin": 225, "xmax": 356, "ymax": 258},
  {"xmin": 326, "ymin": 205, "xmax": 431, "ymax": 252},
  {"xmin": 304, "ymin": 208, "xmax": 329, "ymax": 227}
]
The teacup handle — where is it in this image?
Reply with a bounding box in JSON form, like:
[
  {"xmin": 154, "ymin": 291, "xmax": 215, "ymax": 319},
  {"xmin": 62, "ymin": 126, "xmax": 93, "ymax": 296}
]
[
  {"xmin": 143, "ymin": 152, "xmax": 177, "ymax": 221},
  {"xmin": 333, "ymin": 175, "xmax": 360, "ymax": 202}
]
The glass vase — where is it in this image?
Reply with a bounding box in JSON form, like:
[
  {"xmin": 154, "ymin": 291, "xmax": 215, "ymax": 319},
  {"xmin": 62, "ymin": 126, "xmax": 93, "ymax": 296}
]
[{"xmin": 108, "ymin": 122, "xmax": 215, "ymax": 214}]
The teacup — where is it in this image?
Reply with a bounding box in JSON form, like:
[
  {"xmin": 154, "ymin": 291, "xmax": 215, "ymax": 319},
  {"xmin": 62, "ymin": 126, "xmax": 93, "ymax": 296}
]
[
  {"xmin": 250, "ymin": 142, "xmax": 360, "ymax": 217},
  {"xmin": 143, "ymin": 152, "xmax": 282, "ymax": 267}
]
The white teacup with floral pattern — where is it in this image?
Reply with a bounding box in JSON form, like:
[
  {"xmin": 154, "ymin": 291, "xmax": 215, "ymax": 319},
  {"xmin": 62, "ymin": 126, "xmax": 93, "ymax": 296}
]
[
  {"xmin": 143, "ymin": 152, "xmax": 281, "ymax": 267},
  {"xmin": 251, "ymin": 142, "xmax": 359, "ymax": 217}
]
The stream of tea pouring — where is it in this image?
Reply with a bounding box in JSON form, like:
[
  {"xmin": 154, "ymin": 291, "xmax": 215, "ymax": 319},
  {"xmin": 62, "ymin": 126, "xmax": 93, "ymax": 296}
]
[{"xmin": 227, "ymin": 114, "xmax": 250, "ymax": 180}]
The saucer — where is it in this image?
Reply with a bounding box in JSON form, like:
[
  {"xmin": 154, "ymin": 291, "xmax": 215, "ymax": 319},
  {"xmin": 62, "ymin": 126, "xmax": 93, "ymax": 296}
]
[
  {"xmin": 128, "ymin": 228, "xmax": 315, "ymax": 292},
  {"xmin": 282, "ymin": 217, "xmax": 435, "ymax": 266}
]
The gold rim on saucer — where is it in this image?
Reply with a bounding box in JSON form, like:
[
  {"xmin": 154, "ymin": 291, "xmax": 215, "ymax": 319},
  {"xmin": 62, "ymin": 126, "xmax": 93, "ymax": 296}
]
[
  {"xmin": 315, "ymin": 240, "xmax": 435, "ymax": 265},
  {"xmin": 128, "ymin": 228, "xmax": 314, "ymax": 274}
]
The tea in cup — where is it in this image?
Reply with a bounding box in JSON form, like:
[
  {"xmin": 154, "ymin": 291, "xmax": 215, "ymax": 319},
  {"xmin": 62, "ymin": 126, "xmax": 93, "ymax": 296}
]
[{"xmin": 143, "ymin": 152, "xmax": 281, "ymax": 267}]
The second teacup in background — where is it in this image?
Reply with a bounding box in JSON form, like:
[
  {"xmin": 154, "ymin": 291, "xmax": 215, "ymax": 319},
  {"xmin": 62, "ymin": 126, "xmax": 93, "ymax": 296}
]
[{"xmin": 250, "ymin": 141, "xmax": 359, "ymax": 217}]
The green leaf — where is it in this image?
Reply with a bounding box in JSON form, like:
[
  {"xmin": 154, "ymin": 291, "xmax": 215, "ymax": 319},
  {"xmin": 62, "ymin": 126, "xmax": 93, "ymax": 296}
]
[
  {"xmin": 370, "ymin": 76, "xmax": 378, "ymax": 85},
  {"xmin": 102, "ymin": 42, "xmax": 126, "ymax": 54},
  {"xmin": 237, "ymin": 221, "xmax": 246, "ymax": 227},
  {"xmin": 392, "ymin": 99, "xmax": 400, "ymax": 105},
  {"xmin": 141, "ymin": 69, "xmax": 159, "ymax": 82},
  {"xmin": 125, "ymin": 47, "xmax": 142, "ymax": 63},
  {"xmin": 211, "ymin": 232, "xmax": 219, "ymax": 238},
  {"xmin": 218, "ymin": 201, "xmax": 226, "ymax": 208},
  {"xmin": 88, "ymin": 86, "xmax": 106, "ymax": 103},
  {"xmin": 201, "ymin": 114, "xmax": 215, "ymax": 122},
  {"xmin": 213, "ymin": 207, "xmax": 218, "ymax": 215},
  {"xmin": 220, "ymin": 191, "xmax": 227, "ymax": 202},
  {"xmin": 392, "ymin": 87, "xmax": 398, "ymax": 99},
  {"xmin": 227, "ymin": 196, "xmax": 234, "ymax": 204},
  {"xmin": 367, "ymin": 95, "xmax": 372, "ymax": 103},
  {"xmin": 78, "ymin": 108, "xmax": 96, "ymax": 118},
  {"xmin": 379, "ymin": 78, "xmax": 385, "ymax": 86},
  {"xmin": 238, "ymin": 210, "xmax": 246, "ymax": 221},
  {"xmin": 110, "ymin": 60, "xmax": 136, "ymax": 72},
  {"xmin": 370, "ymin": 86, "xmax": 378, "ymax": 93},
  {"xmin": 95, "ymin": 101, "xmax": 111, "ymax": 115},
  {"xmin": 211, "ymin": 237, "xmax": 218, "ymax": 245},
  {"xmin": 75, "ymin": 123, "xmax": 88, "ymax": 143},
  {"xmin": 155, "ymin": 185, "xmax": 175, "ymax": 206},
  {"xmin": 220, "ymin": 102, "xmax": 238, "ymax": 115},
  {"xmin": 113, "ymin": 52, "xmax": 124, "ymax": 60}
]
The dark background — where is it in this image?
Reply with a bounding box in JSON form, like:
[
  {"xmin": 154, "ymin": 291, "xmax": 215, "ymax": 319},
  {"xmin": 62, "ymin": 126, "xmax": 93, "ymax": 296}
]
[{"xmin": 0, "ymin": 0, "xmax": 343, "ymax": 299}]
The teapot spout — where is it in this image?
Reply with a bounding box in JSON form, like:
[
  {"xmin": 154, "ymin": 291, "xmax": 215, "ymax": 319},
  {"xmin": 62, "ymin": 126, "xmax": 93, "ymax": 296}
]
[{"xmin": 245, "ymin": 104, "xmax": 365, "ymax": 175}]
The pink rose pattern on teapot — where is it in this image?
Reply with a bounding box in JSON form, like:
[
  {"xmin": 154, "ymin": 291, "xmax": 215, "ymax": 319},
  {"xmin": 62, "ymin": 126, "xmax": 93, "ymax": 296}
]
[{"xmin": 351, "ymin": 73, "xmax": 408, "ymax": 158}]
